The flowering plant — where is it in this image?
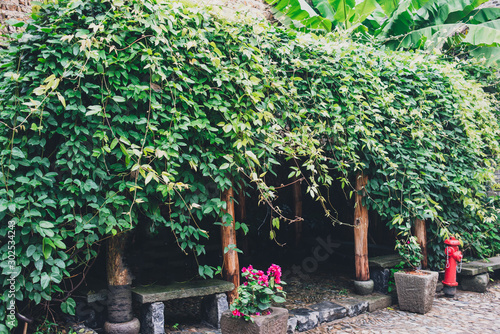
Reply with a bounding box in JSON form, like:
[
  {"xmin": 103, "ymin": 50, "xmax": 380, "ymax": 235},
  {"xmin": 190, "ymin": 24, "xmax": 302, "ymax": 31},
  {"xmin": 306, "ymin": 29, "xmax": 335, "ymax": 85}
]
[
  {"xmin": 395, "ymin": 236, "xmax": 423, "ymax": 269},
  {"xmin": 230, "ymin": 264, "xmax": 286, "ymax": 322}
]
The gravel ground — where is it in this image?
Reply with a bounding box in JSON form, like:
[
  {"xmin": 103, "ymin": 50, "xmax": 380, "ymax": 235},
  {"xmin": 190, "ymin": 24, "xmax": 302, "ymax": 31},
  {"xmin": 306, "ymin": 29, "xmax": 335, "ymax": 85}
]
[
  {"xmin": 306, "ymin": 279, "xmax": 500, "ymax": 334},
  {"xmin": 163, "ymin": 276, "xmax": 500, "ymax": 333}
]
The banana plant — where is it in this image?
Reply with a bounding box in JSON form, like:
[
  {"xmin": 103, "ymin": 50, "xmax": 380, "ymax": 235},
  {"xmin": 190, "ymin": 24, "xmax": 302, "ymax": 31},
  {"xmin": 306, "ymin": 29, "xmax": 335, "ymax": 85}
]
[
  {"xmin": 266, "ymin": 0, "xmax": 379, "ymax": 31},
  {"xmin": 266, "ymin": 0, "xmax": 500, "ymax": 66}
]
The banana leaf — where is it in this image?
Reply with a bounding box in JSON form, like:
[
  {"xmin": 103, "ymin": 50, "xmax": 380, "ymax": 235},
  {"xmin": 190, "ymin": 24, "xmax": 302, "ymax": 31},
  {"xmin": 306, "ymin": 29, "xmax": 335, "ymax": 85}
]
[
  {"xmin": 469, "ymin": 46, "xmax": 500, "ymax": 67},
  {"xmin": 266, "ymin": 0, "xmax": 333, "ymax": 31},
  {"xmin": 330, "ymin": 0, "xmax": 357, "ymax": 23},
  {"xmin": 468, "ymin": 8, "xmax": 500, "ymax": 24},
  {"xmin": 351, "ymin": 0, "xmax": 378, "ymax": 26},
  {"xmin": 392, "ymin": 20, "xmax": 500, "ymax": 50},
  {"xmin": 445, "ymin": 0, "xmax": 489, "ymax": 23},
  {"xmin": 463, "ymin": 19, "xmax": 500, "ymax": 46},
  {"xmin": 312, "ymin": 0, "xmax": 336, "ymax": 21}
]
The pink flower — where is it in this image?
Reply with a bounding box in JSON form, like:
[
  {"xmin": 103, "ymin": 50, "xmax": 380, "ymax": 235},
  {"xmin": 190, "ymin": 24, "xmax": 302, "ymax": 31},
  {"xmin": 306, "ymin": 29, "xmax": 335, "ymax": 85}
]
[
  {"xmin": 407, "ymin": 240, "xmax": 410, "ymax": 244},
  {"xmin": 232, "ymin": 309, "xmax": 242, "ymax": 317},
  {"xmin": 255, "ymin": 312, "xmax": 261, "ymax": 316},
  {"xmin": 267, "ymin": 264, "xmax": 282, "ymax": 284},
  {"xmin": 244, "ymin": 282, "xmax": 248, "ymax": 286},
  {"xmin": 257, "ymin": 274, "xmax": 269, "ymax": 286}
]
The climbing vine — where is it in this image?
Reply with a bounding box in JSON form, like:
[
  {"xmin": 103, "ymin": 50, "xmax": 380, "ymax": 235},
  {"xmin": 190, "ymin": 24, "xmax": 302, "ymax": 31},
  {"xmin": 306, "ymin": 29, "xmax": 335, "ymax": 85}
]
[{"xmin": 1, "ymin": 0, "xmax": 499, "ymax": 330}]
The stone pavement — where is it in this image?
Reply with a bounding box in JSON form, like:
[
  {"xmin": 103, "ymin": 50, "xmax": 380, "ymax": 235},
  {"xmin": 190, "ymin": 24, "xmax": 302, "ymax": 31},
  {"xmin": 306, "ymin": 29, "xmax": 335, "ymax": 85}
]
[{"xmin": 306, "ymin": 280, "xmax": 500, "ymax": 334}]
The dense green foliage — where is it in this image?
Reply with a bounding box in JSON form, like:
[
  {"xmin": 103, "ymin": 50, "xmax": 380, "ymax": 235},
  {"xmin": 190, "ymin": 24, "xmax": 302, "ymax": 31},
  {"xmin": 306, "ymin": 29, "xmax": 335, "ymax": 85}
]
[
  {"xmin": 267, "ymin": 0, "xmax": 500, "ymax": 65},
  {"xmin": 1, "ymin": 0, "xmax": 499, "ymax": 330}
]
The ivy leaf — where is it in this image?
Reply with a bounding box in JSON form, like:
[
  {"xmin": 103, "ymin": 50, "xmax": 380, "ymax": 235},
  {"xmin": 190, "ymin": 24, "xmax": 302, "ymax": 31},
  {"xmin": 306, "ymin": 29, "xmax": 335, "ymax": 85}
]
[
  {"xmin": 26, "ymin": 245, "xmax": 37, "ymax": 257},
  {"xmin": 112, "ymin": 96, "xmax": 126, "ymax": 103},
  {"xmin": 245, "ymin": 151, "xmax": 260, "ymax": 166},
  {"xmin": 61, "ymin": 297, "xmax": 76, "ymax": 315},
  {"xmin": 40, "ymin": 273, "xmax": 50, "ymax": 289},
  {"xmin": 11, "ymin": 147, "xmax": 25, "ymax": 159},
  {"xmin": 85, "ymin": 105, "xmax": 102, "ymax": 116},
  {"xmin": 56, "ymin": 92, "xmax": 66, "ymax": 108}
]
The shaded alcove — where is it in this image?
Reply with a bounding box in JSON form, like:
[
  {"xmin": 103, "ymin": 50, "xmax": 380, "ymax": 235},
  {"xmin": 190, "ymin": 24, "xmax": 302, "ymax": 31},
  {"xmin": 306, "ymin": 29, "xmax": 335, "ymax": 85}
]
[{"xmin": 75, "ymin": 164, "xmax": 398, "ymax": 332}]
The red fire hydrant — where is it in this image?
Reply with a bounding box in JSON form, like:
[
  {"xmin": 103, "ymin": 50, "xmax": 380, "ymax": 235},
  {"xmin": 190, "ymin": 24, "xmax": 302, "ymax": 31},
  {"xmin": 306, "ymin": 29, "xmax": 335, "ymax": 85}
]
[{"xmin": 442, "ymin": 236, "xmax": 462, "ymax": 297}]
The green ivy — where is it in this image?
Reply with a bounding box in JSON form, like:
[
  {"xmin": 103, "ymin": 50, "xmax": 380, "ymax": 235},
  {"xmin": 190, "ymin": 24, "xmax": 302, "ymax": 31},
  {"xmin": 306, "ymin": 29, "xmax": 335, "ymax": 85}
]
[{"xmin": 1, "ymin": 0, "xmax": 499, "ymax": 330}]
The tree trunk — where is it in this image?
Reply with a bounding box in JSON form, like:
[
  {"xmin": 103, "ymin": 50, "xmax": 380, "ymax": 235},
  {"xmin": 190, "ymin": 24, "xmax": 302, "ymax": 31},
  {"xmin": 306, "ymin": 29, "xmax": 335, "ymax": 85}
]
[
  {"xmin": 221, "ymin": 187, "xmax": 240, "ymax": 303},
  {"xmin": 414, "ymin": 218, "xmax": 428, "ymax": 269},
  {"xmin": 293, "ymin": 176, "xmax": 303, "ymax": 247},
  {"xmin": 354, "ymin": 172, "xmax": 370, "ymax": 281}
]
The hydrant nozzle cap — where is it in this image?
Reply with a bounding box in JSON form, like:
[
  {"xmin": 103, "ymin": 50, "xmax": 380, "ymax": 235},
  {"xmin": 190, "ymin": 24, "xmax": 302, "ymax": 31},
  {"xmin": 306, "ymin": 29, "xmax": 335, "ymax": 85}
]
[{"xmin": 444, "ymin": 236, "xmax": 461, "ymax": 246}]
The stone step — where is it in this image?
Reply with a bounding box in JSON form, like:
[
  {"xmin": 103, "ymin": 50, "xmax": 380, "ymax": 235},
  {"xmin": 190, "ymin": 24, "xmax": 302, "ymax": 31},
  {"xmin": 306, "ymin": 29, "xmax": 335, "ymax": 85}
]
[
  {"xmin": 288, "ymin": 308, "xmax": 320, "ymax": 332},
  {"xmin": 309, "ymin": 301, "xmax": 347, "ymax": 323},
  {"xmin": 333, "ymin": 297, "xmax": 369, "ymax": 317},
  {"xmin": 352, "ymin": 293, "xmax": 392, "ymax": 312}
]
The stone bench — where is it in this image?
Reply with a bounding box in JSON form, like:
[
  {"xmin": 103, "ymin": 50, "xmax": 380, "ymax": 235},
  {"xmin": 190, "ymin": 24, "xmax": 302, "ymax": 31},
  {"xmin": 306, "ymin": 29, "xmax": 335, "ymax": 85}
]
[
  {"xmin": 368, "ymin": 254, "xmax": 403, "ymax": 294},
  {"xmin": 459, "ymin": 255, "xmax": 500, "ymax": 292},
  {"xmin": 131, "ymin": 279, "xmax": 234, "ymax": 334}
]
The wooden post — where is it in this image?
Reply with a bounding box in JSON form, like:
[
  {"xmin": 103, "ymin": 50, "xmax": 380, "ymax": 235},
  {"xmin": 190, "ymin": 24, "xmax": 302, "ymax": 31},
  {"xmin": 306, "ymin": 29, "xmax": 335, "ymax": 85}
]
[
  {"xmin": 221, "ymin": 187, "xmax": 240, "ymax": 304},
  {"xmin": 354, "ymin": 172, "xmax": 370, "ymax": 281},
  {"xmin": 105, "ymin": 232, "xmax": 140, "ymax": 333},
  {"xmin": 236, "ymin": 184, "xmax": 249, "ymax": 255},
  {"xmin": 414, "ymin": 218, "xmax": 428, "ymax": 269},
  {"xmin": 293, "ymin": 176, "xmax": 303, "ymax": 247}
]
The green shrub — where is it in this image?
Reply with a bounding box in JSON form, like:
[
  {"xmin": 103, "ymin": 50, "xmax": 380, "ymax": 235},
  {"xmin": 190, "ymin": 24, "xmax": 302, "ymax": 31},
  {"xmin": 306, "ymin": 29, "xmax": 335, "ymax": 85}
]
[{"xmin": 1, "ymin": 0, "xmax": 499, "ymax": 329}]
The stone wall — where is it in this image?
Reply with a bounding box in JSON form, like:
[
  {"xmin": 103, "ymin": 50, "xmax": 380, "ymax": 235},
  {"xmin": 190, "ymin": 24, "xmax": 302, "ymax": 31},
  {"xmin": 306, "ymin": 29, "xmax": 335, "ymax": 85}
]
[
  {"xmin": 1, "ymin": 0, "xmax": 32, "ymax": 23},
  {"xmin": 1, "ymin": 0, "xmax": 32, "ymax": 36}
]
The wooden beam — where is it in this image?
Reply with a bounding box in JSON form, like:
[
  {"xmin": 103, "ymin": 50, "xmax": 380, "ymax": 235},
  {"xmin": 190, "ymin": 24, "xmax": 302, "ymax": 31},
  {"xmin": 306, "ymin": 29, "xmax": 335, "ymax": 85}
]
[
  {"xmin": 293, "ymin": 176, "xmax": 303, "ymax": 247},
  {"xmin": 221, "ymin": 187, "xmax": 240, "ymax": 304},
  {"xmin": 236, "ymin": 184, "xmax": 249, "ymax": 255},
  {"xmin": 354, "ymin": 172, "xmax": 370, "ymax": 281},
  {"xmin": 414, "ymin": 218, "xmax": 428, "ymax": 269}
]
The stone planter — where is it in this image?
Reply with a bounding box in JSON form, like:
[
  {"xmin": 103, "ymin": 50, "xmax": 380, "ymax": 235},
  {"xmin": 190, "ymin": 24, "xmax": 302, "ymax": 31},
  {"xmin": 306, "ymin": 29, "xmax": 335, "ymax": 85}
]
[
  {"xmin": 220, "ymin": 307, "xmax": 288, "ymax": 334},
  {"xmin": 394, "ymin": 270, "xmax": 438, "ymax": 314}
]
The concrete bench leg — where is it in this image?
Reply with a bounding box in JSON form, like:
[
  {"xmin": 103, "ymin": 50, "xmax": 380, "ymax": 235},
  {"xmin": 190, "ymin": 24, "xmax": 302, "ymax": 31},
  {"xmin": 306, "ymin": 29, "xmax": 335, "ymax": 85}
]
[
  {"xmin": 141, "ymin": 302, "xmax": 165, "ymax": 334},
  {"xmin": 201, "ymin": 293, "xmax": 229, "ymax": 329}
]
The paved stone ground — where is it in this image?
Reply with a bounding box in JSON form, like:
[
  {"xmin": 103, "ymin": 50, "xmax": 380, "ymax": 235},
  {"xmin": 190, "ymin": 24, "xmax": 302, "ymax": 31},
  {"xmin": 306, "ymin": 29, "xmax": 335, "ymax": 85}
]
[{"xmin": 306, "ymin": 279, "xmax": 500, "ymax": 334}]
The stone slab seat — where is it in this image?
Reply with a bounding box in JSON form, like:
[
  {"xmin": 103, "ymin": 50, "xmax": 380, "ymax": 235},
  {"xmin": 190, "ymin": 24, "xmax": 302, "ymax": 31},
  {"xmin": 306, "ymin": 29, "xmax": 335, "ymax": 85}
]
[
  {"xmin": 460, "ymin": 255, "xmax": 500, "ymax": 276},
  {"xmin": 131, "ymin": 279, "xmax": 234, "ymax": 303},
  {"xmin": 368, "ymin": 254, "xmax": 403, "ymax": 269},
  {"xmin": 131, "ymin": 279, "xmax": 234, "ymax": 334},
  {"xmin": 368, "ymin": 254, "xmax": 403, "ymax": 294}
]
